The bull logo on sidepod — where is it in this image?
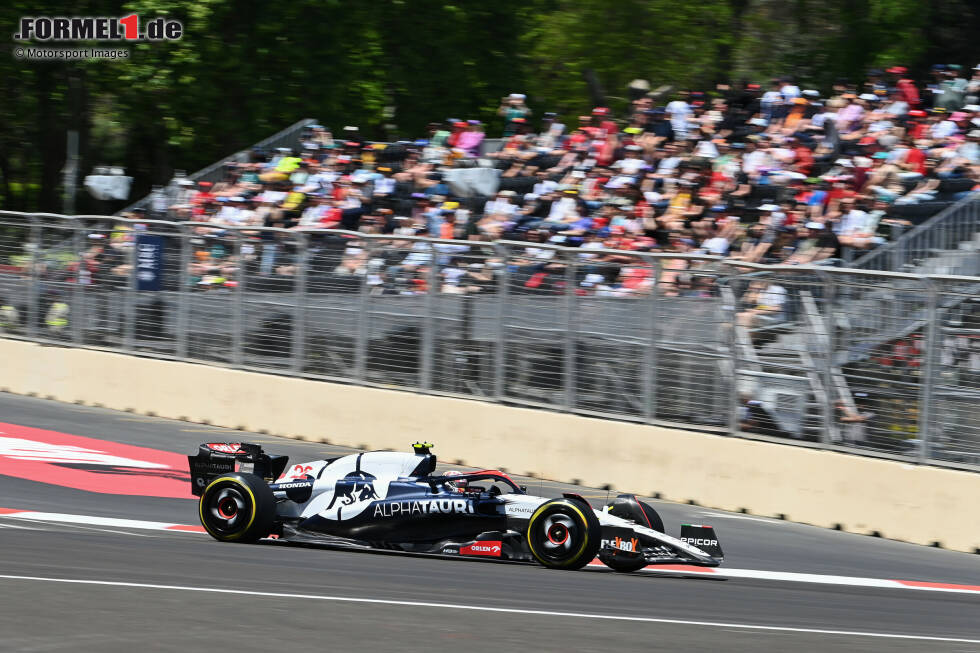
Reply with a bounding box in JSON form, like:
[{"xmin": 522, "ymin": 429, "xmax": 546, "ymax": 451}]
[
  {"xmin": 326, "ymin": 476, "xmax": 380, "ymax": 510},
  {"xmin": 320, "ymin": 472, "xmax": 388, "ymax": 520}
]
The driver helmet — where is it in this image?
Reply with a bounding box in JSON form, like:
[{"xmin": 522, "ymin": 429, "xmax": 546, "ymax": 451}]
[{"xmin": 443, "ymin": 470, "xmax": 468, "ymax": 493}]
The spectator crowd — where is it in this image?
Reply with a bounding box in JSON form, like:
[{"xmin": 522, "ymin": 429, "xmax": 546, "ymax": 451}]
[{"xmin": 126, "ymin": 66, "xmax": 980, "ymax": 296}]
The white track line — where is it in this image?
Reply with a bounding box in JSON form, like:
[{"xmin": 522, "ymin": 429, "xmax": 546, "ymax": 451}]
[
  {"xmin": 626, "ymin": 566, "xmax": 980, "ymax": 594},
  {"xmin": 0, "ymin": 510, "xmax": 202, "ymax": 533},
  {"xmin": 7, "ymin": 516, "xmax": 153, "ymax": 537},
  {"xmin": 3, "ymin": 508, "xmax": 979, "ymax": 595},
  {"xmin": 0, "ymin": 574, "xmax": 975, "ymax": 644},
  {"xmin": 0, "ymin": 522, "xmax": 44, "ymax": 531}
]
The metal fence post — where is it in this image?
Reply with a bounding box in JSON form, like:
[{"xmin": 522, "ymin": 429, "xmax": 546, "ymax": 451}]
[
  {"xmin": 642, "ymin": 257, "xmax": 660, "ymax": 422},
  {"xmin": 917, "ymin": 278, "xmax": 940, "ymax": 464},
  {"xmin": 25, "ymin": 215, "xmax": 41, "ymax": 340},
  {"xmin": 564, "ymin": 250, "xmax": 576, "ymax": 411},
  {"xmin": 419, "ymin": 244, "xmax": 437, "ymax": 392},
  {"xmin": 175, "ymin": 223, "xmax": 191, "ymax": 359},
  {"xmin": 231, "ymin": 231, "xmax": 244, "ymax": 367},
  {"xmin": 353, "ymin": 239, "xmax": 371, "ymax": 382},
  {"xmin": 291, "ymin": 233, "xmax": 308, "ymax": 376},
  {"xmin": 123, "ymin": 221, "xmax": 137, "ymax": 352},
  {"xmin": 890, "ymin": 224, "xmax": 904, "ymax": 271},
  {"xmin": 820, "ymin": 272, "xmax": 836, "ymax": 445},
  {"xmin": 70, "ymin": 219, "xmax": 84, "ymax": 345},
  {"xmin": 493, "ymin": 243, "xmax": 509, "ymax": 402},
  {"xmin": 726, "ymin": 276, "xmax": 740, "ymax": 437}
]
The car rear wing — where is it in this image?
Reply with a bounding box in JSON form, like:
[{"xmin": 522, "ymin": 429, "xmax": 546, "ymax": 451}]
[{"xmin": 187, "ymin": 442, "xmax": 289, "ymax": 496}]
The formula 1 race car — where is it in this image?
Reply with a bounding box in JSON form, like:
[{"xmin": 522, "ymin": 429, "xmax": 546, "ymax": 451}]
[{"xmin": 188, "ymin": 442, "xmax": 723, "ymax": 572}]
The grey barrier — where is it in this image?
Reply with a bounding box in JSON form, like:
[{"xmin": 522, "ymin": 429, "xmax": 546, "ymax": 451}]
[{"xmin": 0, "ymin": 211, "xmax": 978, "ymax": 472}]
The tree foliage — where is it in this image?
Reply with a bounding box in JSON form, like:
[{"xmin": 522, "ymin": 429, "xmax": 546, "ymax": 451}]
[{"xmin": 2, "ymin": 0, "xmax": 980, "ymax": 212}]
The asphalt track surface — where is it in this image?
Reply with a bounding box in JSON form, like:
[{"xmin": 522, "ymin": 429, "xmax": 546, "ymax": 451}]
[{"xmin": 0, "ymin": 393, "xmax": 978, "ymax": 652}]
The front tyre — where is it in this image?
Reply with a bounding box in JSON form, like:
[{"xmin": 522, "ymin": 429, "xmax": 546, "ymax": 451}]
[
  {"xmin": 526, "ymin": 499, "xmax": 601, "ymax": 570},
  {"xmin": 199, "ymin": 473, "xmax": 275, "ymax": 543}
]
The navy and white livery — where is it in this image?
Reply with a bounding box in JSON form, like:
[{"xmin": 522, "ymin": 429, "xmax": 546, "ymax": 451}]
[{"xmin": 188, "ymin": 442, "xmax": 724, "ymax": 571}]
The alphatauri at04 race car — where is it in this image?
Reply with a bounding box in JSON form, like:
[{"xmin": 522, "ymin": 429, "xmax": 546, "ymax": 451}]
[{"xmin": 189, "ymin": 442, "xmax": 723, "ymax": 572}]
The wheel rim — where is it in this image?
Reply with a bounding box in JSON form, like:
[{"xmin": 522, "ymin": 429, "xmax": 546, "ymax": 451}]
[
  {"xmin": 545, "ymin": 518, "xmax": 571, "ymax": 545},
  {"xmin": 534, "ymin": 512, "xmax": 582, "ymax": 562},
  {"xmin": 204, "ymin": 485, "xmax": 250, "ymax": 535}
]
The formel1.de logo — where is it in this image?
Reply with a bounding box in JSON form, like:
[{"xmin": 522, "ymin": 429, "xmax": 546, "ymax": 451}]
[{"xmin": 14, "ymin": 15, "xmax": 183, "ymax": 42}]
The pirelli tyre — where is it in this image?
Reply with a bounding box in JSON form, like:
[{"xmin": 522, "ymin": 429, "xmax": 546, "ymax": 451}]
[
  {"xmin": 199, "ymin": 473, "xmax": 275, "ymax": 543},
  {"xmin": 526, "ymin": 498, "xmax": 601, "ymax": 570}
]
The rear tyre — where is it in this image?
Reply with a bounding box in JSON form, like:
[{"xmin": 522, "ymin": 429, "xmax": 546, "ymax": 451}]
[
  {"xmin": 526, "ymin": 499, "xmax": 601, "ymax": 570},
  {"xmin": 199, "ymin": 473, "xmax": 275, "ymax": 543}
]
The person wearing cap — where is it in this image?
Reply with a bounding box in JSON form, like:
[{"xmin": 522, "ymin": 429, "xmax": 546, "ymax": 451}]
[
  {"xmin": 948, "ymin": 65, "xmax": 969, "ymax": 110},
  {"xmin": 830, "ymin": 196, "xmax": 876, "ymax": 249},
  {"xmin": 760, "ymin": 80, "xmax": 783, "ymax": 123},
  {"xmin": 645, "ymin": 107, "xmax": 673, "ymax": 141},
  {"xmin": 882, "ymin": 89, "xmax": 910, "ymax": 117},
  {"xmin": 887, "ymin": 69, "xmax": 920, "ymax": 109},
  {"xmin": 905, "ymin": 109, "xmax": 931, "ymax": 142},
  {"xmin": 259, "ymin": 151, "xmax": 301, "ymax": 183},
  {"xmin": 865, "ymin": 151, "xmax": 906, "ymax": 202},
  {"xmin": 498, "ymin": 93, "xmax": 531, "ymax": 137},
  {"xmin": 965, "ymin": 65, "xmax": 980, "ymax": 106},
  {"xmin": 212, "ymin": 196, "xmax": 242, "ymax": 226},
  {"xmin": 665, "ymin": 92, "xmax": 692, "ymax": 139},
  {"xmin": 894, "ymin": 157, "xmax": 942, "ymax": 204},
  {"xmin": 742, "ymin": 137, "xmax": 774, "ymax": 175},
  {"xmin": 894, "ymin": 135, "xmax": 928, "ymax": 175},
  {"xmin": 431, "ymin": 202, "xmax": 460, "ymax": 239},
  {"xmin": 611, "ymin": 144, "xmax": 648, "ymax": 175},
  {"xmin": 446, "ymin": 121, "xmax": 468, "ymax": 148},
  {"xmin": 536, "ymin": 112, "xmax": 565, "ymax": 150},
  {"xmin": 836, "ymin": 94, "xmax": 866, "ymax": 133},
  {"xmin": 736, "ymin": 279, "xmax": 789, "ymax": 328},
  {"xmin": 956, "ymin": 128, "xmax": 980, "ymax": 164},
  {"xmin": 456, "ymin": 120, "xmax": 485, "ymax": 157},
  {"xmin": 930, "ymin": 110, "xmax": 959, "ymax": 140},
  {"xmin": 787, "ymin": 221, "xmax": 840, "ymax": 265},
  {"xmin": 780, "ymin": 76, "xmax": 801, "ymax": 103},
  {"xmin": 783, "ymin": 96, "xmax": 810, "ymax": 130},
  {"xmin": 932, "ymin": 65, "xmax": 968, "ymax": 111},
  {"xmin": 483, "ymin": 189, "xmax": 519, "ymax": 223},
  {"xmin": 949, "ymin": 111, "xmax": 973, "ymax": 138},
  {"xmin": 294, "ymin": 193, "xmax": 330, "ymax": 229}
]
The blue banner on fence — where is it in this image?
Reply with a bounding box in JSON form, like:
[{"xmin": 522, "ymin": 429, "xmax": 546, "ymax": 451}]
[{"xmin": 135, "ymin": 234, "xmax": 164, "ymax": 291}]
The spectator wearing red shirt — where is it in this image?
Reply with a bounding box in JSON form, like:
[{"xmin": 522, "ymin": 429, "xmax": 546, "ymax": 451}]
[
  {"xmin": 447, "ymin": 121, "xmax": 467, "ymax": 148},
  {"xmin": 902, "ymin": 142, "xmax": 927, "ymax": 174},
  {"xmin": 791, "ymin": 138, "xmax": 814, "ymax": 175},
  {"xmin": 888, "ymin": 67, "xmax": 921, "ymax": 107},
  {"xmin": 907, "ymin": 110, "xmax": 930, "ymax": 140}
]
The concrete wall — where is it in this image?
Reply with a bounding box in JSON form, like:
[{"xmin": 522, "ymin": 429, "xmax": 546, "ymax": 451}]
[{"xmin": 2, "ymin": 338, "xmax": 978, "ymax": 553}]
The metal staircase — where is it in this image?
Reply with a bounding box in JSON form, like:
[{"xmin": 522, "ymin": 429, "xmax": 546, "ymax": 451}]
[{"xmin": 850, "ymin": 194, "xmax": 980, "ymax": 274}]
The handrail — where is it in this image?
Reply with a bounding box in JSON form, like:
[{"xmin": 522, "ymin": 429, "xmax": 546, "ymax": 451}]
[{"xmin": 849, "ymin": 192, "xmax": 980, "ymax": 271}]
